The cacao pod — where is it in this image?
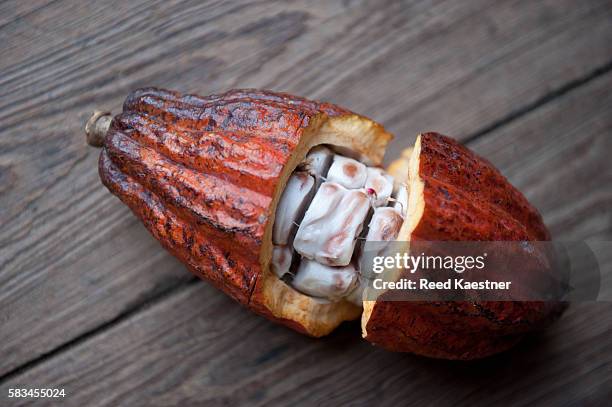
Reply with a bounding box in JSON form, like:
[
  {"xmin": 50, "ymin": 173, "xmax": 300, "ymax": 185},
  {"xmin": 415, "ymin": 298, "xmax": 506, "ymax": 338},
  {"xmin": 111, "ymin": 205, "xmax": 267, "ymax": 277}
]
[{"xmin": 88, "ymin": 87, "xmax": 565, "ymax": 359}]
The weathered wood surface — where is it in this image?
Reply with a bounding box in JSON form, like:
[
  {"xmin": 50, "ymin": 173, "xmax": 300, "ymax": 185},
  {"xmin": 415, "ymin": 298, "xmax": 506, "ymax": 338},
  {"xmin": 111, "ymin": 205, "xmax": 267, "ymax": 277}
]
[
  {"xmin": 0, "ymin": 0, "xmax": 610, "ymax": 405},
  {"xmin": 2, "ymin": 72, "xmax": 611, "ymax": 406}
]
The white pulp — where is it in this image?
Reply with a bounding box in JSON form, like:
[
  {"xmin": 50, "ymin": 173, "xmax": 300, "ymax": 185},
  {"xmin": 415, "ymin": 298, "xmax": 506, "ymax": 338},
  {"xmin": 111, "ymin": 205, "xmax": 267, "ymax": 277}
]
[
  {"xmin": 304, "ymin": 146, "xmax": 334, "ymax": 187},
  {"xmin": 272, "ymin": 146, "xmax": 405, "ymax": 305},
  {"xmin": 326, "ymin": 155, "xmax": 367, "ymax": 189},
  {"xmin": 273, "ymin": 172, "xmax": 315, "ymax": 245},
  {"xmin": 271, "ymin": 245, "xmax": 293, "ymax": 278},
  {"xmin": 365, "ymin": 167, "xmax": 394, "ymax": 207},
  {"xmin": 294, "ymin": 182, "xmax": 370, "ymax": 266},
  {"xmin": 291, "ymin": 259, "xmax": 358, "ymax": 301}
]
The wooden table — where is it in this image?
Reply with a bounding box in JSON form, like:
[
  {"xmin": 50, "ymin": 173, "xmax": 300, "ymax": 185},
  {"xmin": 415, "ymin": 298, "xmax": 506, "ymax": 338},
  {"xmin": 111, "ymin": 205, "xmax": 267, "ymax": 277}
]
[{"xmin": 1, "ymin": 1, "xmax": 611, "ymax": 405}]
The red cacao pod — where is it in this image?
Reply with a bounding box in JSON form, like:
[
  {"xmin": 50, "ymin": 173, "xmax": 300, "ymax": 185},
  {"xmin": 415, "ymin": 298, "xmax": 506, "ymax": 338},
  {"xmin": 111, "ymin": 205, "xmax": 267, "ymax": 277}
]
[{"xmin": 88, "ymin": 88, "xmax": 565, "ymax": 359}]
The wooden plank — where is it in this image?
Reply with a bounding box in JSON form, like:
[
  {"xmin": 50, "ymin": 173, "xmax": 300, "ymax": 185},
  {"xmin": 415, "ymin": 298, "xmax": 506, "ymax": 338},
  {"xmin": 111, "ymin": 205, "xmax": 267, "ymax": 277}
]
[
  {"xmin": 0, "ymin": 0, "xmax": 57, "ymax": 29},
  {"xmin": 1, "ymin": 0, "xmax": 611, "ymax": 378},
  {"xmin": 2, "ymin": 63, "xmax": 610, "ymax": 406},
  {"xmin": 2, "ymin": 0, "xmax": 611, "ymax": 141}
]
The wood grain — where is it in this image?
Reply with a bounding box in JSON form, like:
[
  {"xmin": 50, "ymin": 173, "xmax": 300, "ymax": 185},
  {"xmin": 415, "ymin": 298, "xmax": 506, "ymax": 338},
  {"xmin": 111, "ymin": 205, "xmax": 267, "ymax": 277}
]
[
  {"xmin": 2, "ymin": 60, "xmax": 610, "ymax": 407},
  {"xmin": 0, "ymin": 0, "xmax": 610, "ymax": 403}
]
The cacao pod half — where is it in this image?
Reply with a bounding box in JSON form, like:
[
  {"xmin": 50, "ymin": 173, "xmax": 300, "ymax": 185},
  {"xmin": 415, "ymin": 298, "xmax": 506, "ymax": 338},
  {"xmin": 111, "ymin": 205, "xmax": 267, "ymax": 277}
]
[{"xmin": 90, "ymin": 87, "xmax": 565, "ymax": 359}]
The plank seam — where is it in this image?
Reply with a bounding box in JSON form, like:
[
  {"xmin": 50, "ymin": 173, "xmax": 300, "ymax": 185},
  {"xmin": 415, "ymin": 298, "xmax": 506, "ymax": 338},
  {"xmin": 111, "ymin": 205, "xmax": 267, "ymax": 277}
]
[
  {"xmin": 0, "ymin": 276, "xmax": 199, "ymax": 386},
  {"xmin": 463, "ymin": 59, "xmax": 612, "ymax": 146}
]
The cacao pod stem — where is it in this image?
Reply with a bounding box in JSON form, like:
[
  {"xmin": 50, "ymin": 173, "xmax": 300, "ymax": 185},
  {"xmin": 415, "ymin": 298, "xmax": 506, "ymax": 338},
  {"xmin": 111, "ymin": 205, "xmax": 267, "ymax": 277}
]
[{"xmin": 85, "ymin": 111, "xmax": 112, "ymax": 147}]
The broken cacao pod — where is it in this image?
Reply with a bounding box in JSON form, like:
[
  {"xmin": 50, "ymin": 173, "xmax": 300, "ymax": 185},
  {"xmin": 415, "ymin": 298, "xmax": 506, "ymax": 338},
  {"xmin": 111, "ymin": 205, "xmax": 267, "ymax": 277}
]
[{"xmin": 86, "ymin": 87, "xmax": 565, "ymax": 360}]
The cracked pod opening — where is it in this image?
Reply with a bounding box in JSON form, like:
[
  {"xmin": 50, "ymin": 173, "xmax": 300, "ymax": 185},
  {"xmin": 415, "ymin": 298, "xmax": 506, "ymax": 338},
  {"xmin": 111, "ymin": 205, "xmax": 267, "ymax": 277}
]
[
  {"xmin": 263, "ymin": 143, "xmax": 409, "ymax": 333},
  {"xmin": 266, "ymin": 130, "xmax": 562, "ymax": 359},
  {"xmin": 260, "ymin": 122, "xmax": 415, "ymax": 336},
  {"xmin": 253, "ymin": 113, "xmax": 397, "ymax": 337}
]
